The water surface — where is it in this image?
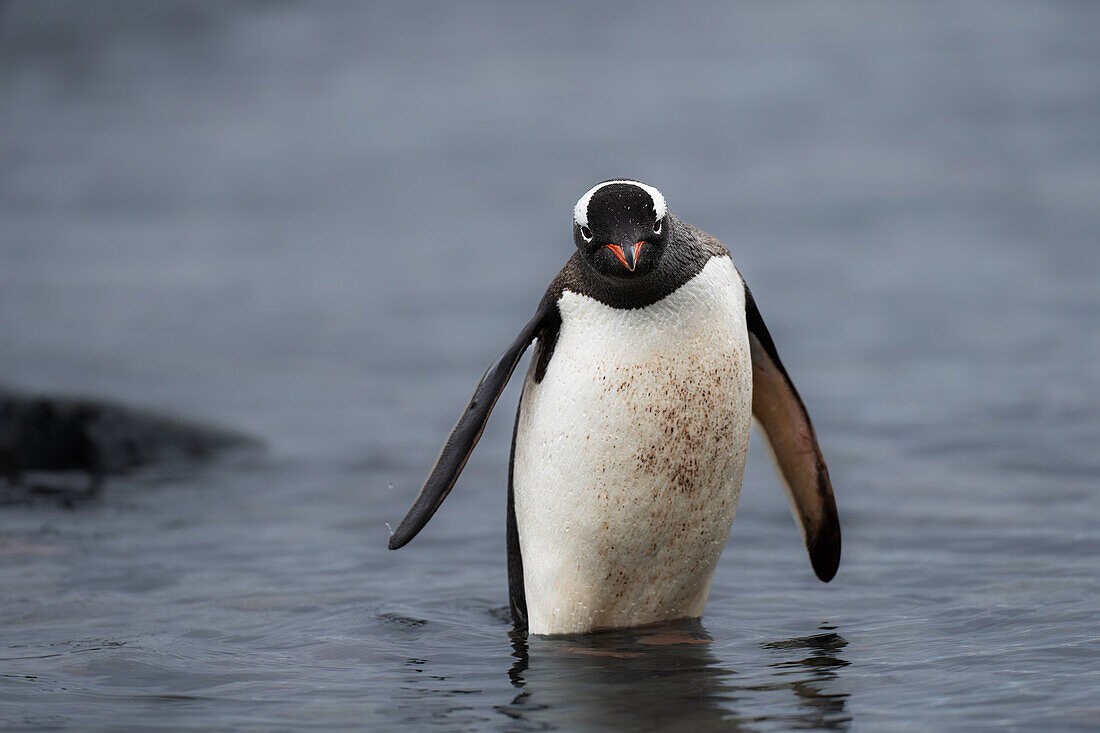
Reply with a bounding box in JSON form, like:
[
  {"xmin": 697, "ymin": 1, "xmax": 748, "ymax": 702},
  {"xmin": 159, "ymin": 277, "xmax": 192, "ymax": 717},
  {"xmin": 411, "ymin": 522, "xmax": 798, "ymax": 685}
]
[{"xmin": 1, "ymin": 2, "xmax": 1098, "ymax": 730}]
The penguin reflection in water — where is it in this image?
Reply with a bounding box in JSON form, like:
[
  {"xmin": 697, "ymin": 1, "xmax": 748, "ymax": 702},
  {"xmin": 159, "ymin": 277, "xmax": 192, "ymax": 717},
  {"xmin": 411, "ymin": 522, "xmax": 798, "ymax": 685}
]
[{"xmin": 389, "ymin": 180, "xmax": 840, "ymax": 636}]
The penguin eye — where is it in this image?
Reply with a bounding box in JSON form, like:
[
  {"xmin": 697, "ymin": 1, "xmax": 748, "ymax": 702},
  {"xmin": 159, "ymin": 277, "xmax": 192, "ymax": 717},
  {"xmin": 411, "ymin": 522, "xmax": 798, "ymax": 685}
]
[
  {"xmin": 579, "ymin": 225, "xmax": 593, "ymax": 242},
  {"xmin": 653, "ymin": 218, "xmax": 662, "ymax": 235}
]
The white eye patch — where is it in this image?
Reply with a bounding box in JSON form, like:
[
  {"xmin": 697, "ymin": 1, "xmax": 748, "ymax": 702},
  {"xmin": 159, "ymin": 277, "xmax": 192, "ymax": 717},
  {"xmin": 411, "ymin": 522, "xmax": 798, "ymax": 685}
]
[{"xmin": 573, "ymin": 180, "xmax": 666, "ymax": 228}]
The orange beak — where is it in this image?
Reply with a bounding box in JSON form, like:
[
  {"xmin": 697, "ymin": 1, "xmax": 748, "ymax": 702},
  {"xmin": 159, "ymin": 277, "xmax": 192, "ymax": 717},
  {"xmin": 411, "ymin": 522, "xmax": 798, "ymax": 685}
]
[{"xmin": 604, "ymin": 241, "xmax": 643, "ymax": 272}]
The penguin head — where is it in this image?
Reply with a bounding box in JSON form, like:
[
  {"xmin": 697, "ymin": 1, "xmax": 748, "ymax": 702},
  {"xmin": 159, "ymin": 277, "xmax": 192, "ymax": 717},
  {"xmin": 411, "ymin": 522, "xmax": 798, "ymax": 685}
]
[{"xmin": 573, "ymin": 180, "xmax": 670, "ymax": 279}]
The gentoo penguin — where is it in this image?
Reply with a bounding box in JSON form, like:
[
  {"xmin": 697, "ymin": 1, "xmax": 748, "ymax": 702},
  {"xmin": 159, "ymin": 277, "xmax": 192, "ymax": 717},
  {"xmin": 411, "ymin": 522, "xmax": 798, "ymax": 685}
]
[{"xmin": 389, "ymin": 179, "xmax": 840, "ymax": 636}]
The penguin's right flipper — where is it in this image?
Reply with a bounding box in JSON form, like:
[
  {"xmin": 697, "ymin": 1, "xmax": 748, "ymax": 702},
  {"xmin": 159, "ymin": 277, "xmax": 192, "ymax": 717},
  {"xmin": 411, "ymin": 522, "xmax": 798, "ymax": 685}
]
[
  {"xmin": 388, "ymin": 304, "xmax": 551, "ymax": 550},
  {"xmin": 745, "ymin": 285, "xmax": 841, "ymax": 582}
]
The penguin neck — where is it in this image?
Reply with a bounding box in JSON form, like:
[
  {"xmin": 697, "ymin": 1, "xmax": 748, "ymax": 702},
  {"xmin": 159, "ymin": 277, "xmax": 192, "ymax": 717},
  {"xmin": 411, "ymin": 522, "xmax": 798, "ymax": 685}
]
[{"xmin": 576, "ymin": 264, "xmax": 671, "ymax": 310}]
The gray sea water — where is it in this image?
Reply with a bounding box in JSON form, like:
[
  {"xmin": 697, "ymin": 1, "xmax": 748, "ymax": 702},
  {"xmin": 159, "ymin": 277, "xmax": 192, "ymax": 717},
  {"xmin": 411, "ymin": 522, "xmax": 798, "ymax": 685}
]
[{"xmin": 2, "ymin": 2, "xmax": 1098, "ymax": 730}]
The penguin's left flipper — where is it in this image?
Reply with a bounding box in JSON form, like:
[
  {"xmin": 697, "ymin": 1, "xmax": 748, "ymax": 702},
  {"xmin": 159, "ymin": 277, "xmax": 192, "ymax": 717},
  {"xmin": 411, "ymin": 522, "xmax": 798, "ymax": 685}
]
[
  {"xmin": 745, "ymin": 285, "xmax": 841, "ymax": 582},
  {"xmin": 388, "ymin": 304, "xmax": 551, "ymax": 550}
]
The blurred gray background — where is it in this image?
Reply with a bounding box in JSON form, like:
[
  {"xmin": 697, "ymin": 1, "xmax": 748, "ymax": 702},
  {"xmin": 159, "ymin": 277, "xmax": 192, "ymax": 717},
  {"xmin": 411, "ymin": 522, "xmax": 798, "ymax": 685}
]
[
  {"xmin": 1, "ymin": 2, "xmax": 1098, "ymax": 730},
  {"xmin": 4, "ymin": 1, "xmax": 1096, "ymax": 467}
]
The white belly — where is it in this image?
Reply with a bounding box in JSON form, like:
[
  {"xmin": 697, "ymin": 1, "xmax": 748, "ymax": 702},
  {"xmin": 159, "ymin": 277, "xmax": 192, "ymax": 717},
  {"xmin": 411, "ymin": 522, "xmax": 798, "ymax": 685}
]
[{"xmin": 513, "ymin": 256, "xmax": 753, "ymax": 635}]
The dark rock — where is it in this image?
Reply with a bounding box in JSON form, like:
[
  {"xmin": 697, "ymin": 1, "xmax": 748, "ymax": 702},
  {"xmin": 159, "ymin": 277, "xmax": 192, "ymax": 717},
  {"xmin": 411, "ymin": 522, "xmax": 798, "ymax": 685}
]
[{"xmin": 0, "ymin": 386, "xmax": 259, "ymax": 502}]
